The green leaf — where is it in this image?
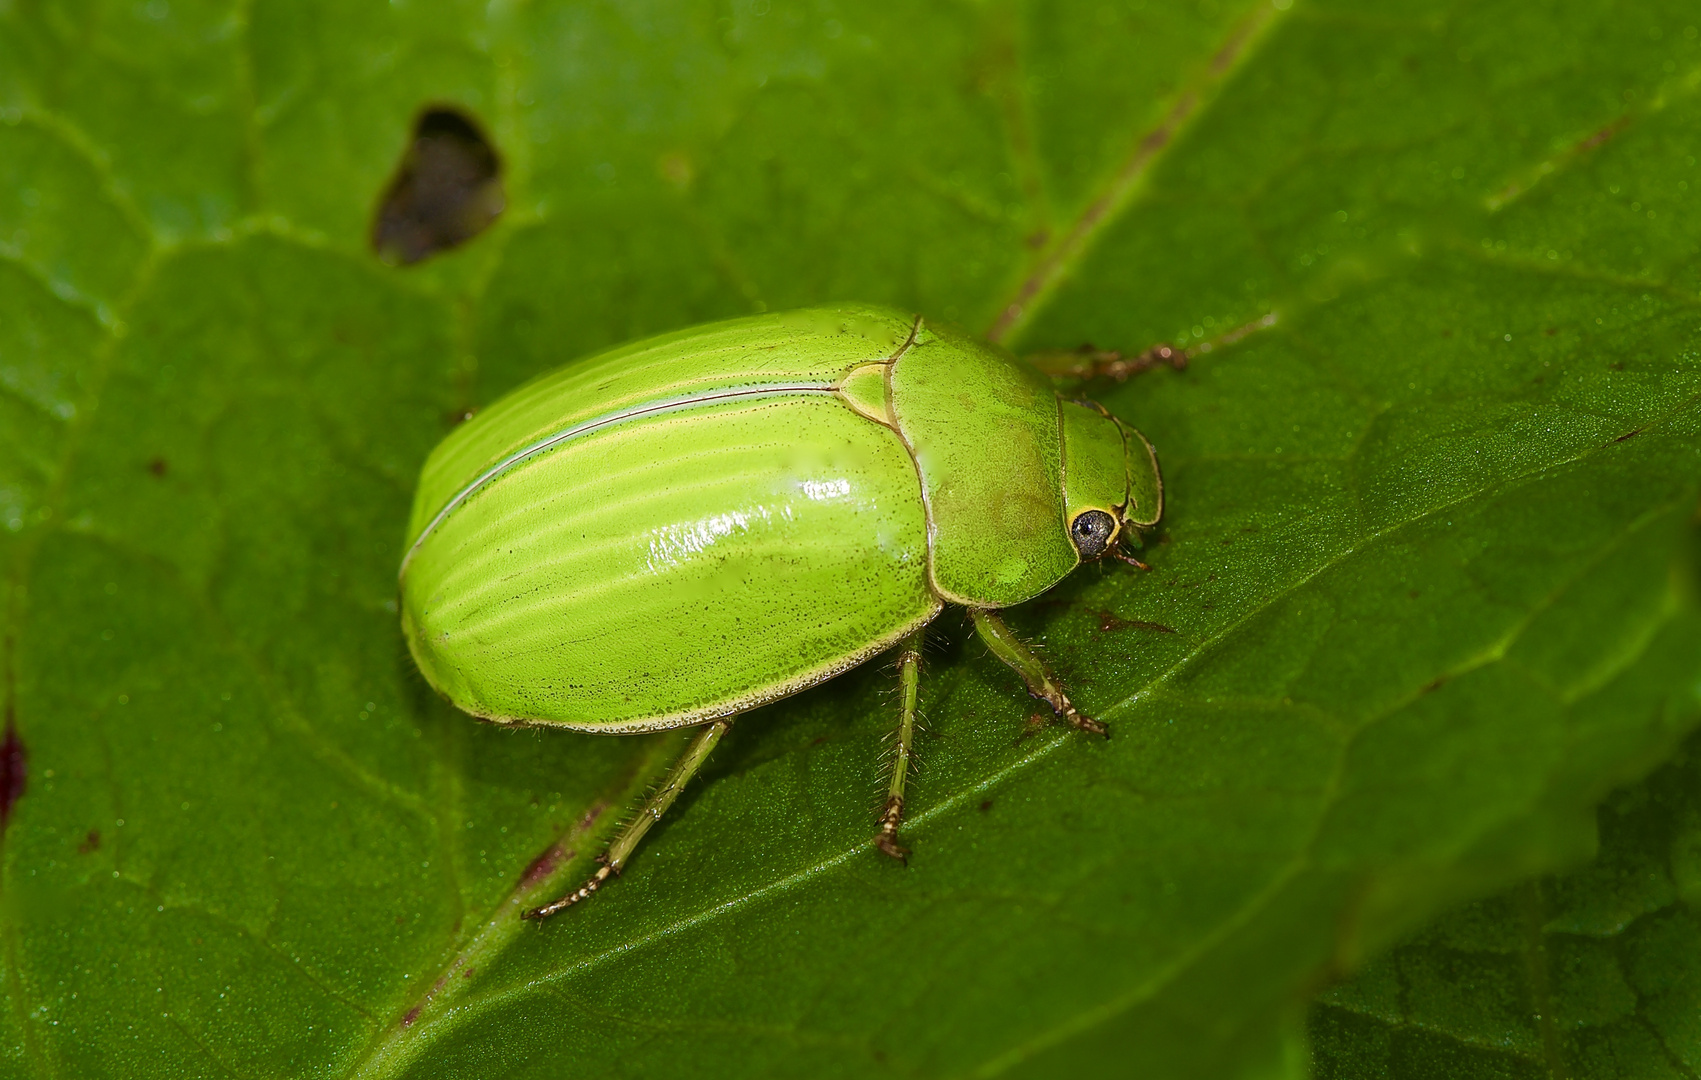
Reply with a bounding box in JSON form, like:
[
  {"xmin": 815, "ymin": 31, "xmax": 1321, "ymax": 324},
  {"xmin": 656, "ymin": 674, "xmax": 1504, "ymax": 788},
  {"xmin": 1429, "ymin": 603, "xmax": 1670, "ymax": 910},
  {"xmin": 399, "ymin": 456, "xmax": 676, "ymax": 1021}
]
[
  {"xmin": 1310, "ymin": 728, "xmax": 1701, "ymax": 1079},
  {"xmin": 2, "ymin": 1, "xmax": 1699, "ymax": 1078}
]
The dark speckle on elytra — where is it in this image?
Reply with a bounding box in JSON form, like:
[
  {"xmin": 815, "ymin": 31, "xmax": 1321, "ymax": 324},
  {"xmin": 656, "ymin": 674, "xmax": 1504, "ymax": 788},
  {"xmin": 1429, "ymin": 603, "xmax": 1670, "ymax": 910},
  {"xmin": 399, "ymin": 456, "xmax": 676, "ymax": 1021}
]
[
  {"xmin": 78, "ymin": 829, "xmax": 100, "ymax": 854},
  {"xmin": 146, "ymin": 457, "xmax": 167, "ymax": 477},
  {"xmin": 0, "ymin": 724, "xmax": 25, "ymax": 829}
]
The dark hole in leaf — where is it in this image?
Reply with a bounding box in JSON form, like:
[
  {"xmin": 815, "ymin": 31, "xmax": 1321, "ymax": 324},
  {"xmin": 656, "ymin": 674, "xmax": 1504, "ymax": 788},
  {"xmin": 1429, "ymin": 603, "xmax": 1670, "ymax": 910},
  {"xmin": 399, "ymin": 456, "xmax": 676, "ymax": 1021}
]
[
  {"xmin": 373, "ymin": 107, "xmax": 505, "ymax": 265},
  {"xmin": 0, "ymin": 722, "xmax": 25, "ymax": 829}
]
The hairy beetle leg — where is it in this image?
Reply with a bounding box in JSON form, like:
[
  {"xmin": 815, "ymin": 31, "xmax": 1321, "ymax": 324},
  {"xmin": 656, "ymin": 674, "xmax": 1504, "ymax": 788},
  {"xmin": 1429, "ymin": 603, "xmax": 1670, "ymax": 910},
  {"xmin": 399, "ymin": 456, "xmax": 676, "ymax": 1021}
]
[
  {"xmin": 523, "ymin": 718, "xmax": 732, "ymax": 920},
  {"xmin": 969, "ymin": 609, "xmax": 1108, "ymax": 739},
  {"xmin": 875, "ymin": 629, "xmax": 926, "ymax": 862}
]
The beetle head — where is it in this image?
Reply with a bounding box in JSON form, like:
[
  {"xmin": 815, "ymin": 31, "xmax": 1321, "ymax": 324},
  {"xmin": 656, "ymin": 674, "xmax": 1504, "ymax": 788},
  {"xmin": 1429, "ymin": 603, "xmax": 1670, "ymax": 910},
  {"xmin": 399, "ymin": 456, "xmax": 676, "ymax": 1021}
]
[{"xmin": 1060, "ymin": 399, "xmax": 1163, "ymax": 563}]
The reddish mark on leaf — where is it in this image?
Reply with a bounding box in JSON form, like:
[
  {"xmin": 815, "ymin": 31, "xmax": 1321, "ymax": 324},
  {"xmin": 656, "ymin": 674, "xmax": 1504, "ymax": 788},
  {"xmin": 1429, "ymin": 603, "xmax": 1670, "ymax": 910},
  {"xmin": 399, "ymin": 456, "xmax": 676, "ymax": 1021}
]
[
  {"xmin": 1014, "ymin": 713, "xmax": 1049, "ymax": 744},
  {"xmin": 979, "ymin": 800, "xmax": 994, "ymax": 813},
  {"xmin": 1421, "ymin": 676, "xmax": 1447, "ymax": 695},
  {"xmin": 1575, "ymin": 116, "xmax": 1630, "ymax": 155},
  {"xmin": 147, "ymin": 457, "xmax": 168, "ymax": 477},
  {"xmin": 78, "ymin": 829, "xmax": 100, "ymax": 854},
  {"xmin": 0, "ymin": 723, "xmax": 25, "ymax": 829},
  {"xmin": 463, "ymin": 967, "xmax": 475, "ymax": 979},
  {"xmin": 1096, "ymin": 610, "xmax": 1177, "ymax": 635},
  {"xmin": 519, "ymin": 842, "xmax": 572, "ymax": 889},
  {"xmin": 577, "ymin": 801, "xmax": 608, "ymax": 834},
  {"xmin": 401, "ymin": 1004, "xmax": 423, "ymax": 1028},
  {"xmin": 1615, "ymin": 427, "xmax": 1645, "ymax": 443}
]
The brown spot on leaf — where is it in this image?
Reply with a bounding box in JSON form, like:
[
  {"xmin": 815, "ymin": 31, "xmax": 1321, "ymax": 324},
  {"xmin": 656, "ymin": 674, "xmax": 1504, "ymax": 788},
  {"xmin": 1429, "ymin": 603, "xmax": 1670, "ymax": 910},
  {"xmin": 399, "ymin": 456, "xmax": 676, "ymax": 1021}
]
[
  {"xmin": 147, "ymin": 457, "xmax": 168, "ymax": 477},
  {"xmin": 373, "ymin": 107, "xmax": 505, "ymax": 265},
  {"xmin": 0, "ymin": 723, "xmax": 24, "ymax": 829},
  {"xmin": 78, "ymin": 829, "xmax": 100, "ymax": 854},
  {"xmin": 979, "ymin": 800, "xmax": 993, "ymax": 813},
  {"xmin": 1575, "ymin": 115, "xmax": 1630, "ymax": 155},
  {"xmin": 519, "ymin": 842, "xmax": 571, "ymax": 889}
]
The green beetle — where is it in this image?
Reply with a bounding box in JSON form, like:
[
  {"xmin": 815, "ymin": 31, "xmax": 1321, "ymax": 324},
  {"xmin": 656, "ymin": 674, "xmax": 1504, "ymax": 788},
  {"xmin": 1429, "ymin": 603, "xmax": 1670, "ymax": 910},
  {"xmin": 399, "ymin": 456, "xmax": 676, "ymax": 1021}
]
[{"xmin": 399, "ymin": 304, "xmax": 1163, "ymax": 918}]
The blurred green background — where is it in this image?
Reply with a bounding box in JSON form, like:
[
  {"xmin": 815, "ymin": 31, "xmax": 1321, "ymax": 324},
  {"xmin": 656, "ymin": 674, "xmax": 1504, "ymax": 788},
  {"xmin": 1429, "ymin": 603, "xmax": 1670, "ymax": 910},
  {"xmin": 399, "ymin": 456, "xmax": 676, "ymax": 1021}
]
[{"xmin": 1, "ymin": 0, "xmax": 1699, "ymax": 1077}]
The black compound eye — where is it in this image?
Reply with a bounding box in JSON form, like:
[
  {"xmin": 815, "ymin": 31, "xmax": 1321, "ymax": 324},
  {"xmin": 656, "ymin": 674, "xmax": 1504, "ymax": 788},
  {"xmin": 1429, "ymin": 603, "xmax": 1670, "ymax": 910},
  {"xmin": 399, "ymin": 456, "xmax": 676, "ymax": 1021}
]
[{"xmin": 1070, "ymin": 510, "xmax": 1116, "ymax": 559}]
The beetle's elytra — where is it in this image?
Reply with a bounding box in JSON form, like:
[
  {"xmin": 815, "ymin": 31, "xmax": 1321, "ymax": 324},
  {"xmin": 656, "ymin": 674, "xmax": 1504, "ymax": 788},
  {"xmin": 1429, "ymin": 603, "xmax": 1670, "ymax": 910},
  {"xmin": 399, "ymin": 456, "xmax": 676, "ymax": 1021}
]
[{"xmin": 399, "ymin": 304, "xmax": 1163, "ymax": 917}]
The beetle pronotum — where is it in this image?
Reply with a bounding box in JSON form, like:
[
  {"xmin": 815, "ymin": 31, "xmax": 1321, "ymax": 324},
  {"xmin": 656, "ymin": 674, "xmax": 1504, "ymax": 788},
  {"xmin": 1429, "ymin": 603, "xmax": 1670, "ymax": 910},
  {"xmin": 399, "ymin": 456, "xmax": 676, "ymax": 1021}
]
[{"xmin": 398, "ymin": 304, "xmax": 1163, "ymax": 918}]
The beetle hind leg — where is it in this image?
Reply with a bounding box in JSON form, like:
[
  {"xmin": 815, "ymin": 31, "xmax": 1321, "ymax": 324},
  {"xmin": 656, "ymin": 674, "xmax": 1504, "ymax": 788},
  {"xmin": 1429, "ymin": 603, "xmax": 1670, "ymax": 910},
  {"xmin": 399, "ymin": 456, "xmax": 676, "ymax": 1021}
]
[
  {"xmin": 968, "ymin": 609, "xmax": 1108, "ymax": 738},
  {"xmin": 523, "ymin": 718, "xmax": 731, "ymax": 920},
  {"xmin": 875, "ymin": 629, "xmax": 926, "ymax": 863}
]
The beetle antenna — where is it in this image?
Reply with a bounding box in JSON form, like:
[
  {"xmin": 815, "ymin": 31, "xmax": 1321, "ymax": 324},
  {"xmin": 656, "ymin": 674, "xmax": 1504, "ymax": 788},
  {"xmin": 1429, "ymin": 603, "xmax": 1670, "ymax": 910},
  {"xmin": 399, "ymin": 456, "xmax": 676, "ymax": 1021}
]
[{"xmin": 1109, "ymin": 532, "xmax": 1151, "ymax": 571}]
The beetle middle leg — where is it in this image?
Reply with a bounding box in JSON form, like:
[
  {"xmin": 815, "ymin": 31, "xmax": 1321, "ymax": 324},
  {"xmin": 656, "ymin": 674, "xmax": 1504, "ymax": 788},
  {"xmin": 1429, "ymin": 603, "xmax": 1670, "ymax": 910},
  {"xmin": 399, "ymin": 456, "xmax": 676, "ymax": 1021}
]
[
  {"xmin": 968, "ymin": 609, "xmax": 1107, "ymax": 738},
  {"xmin": 875, "ymin": 628, "xmax": 926, "ymax": 862},
  {"xmin": 523, "ymin": 718, "xmax": 731, "ymax": 920}
]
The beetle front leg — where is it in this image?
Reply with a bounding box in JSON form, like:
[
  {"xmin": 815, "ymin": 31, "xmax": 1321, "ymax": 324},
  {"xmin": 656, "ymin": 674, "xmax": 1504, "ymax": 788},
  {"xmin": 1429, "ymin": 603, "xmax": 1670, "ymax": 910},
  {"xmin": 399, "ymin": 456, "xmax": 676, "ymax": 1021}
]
[
  {"xmin": 876, "ymin": 629, "xmax": 926, "ymax": 862},
  {"xmin": 524, "ymin": 718, "xmax": 732, "ymax": 920},
  {"xmin": 1024, "ymin": 342, "xmax": 1186, "ymax": 383},
  {"xmin": 968, "ymin": 609, "xmax": 1107, "ymax": 738}
]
